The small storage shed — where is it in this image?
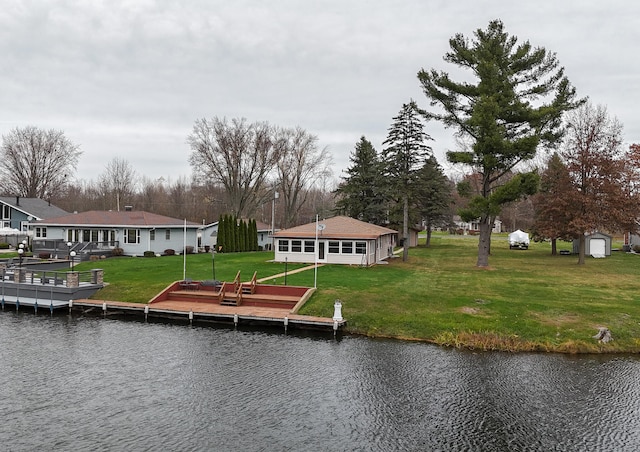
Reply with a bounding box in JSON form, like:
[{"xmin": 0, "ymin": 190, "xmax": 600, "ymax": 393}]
[{"xmin": 572, "ymin": 232, "xmax": 612, "ymax": 257}]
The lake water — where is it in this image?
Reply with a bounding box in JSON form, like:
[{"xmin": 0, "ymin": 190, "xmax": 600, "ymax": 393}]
[{"xmin": 2, "ymin": 311, "xmax": 640, "ymax": 451}]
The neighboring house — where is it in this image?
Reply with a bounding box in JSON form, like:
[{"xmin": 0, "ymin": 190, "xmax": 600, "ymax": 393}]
[
  {"xmin": 200, "ymin": 220, "xmax": 277, "ymax": 251},
  {"xmin": 624, "ymin": 232, "xmax": 640, "ymax": 250},
  {"xmin": 29, "ymin": 210, "xmax": 200, "ymax": 259},
  {"xmin": 272, "ymin": 216, "xmax": 397, "ymax": 266},
  {"xmin": 572, "ymin": 232, "xmax": 612, "ymax": 257},
  {"xmin": 0, "ymin": 196, "xmax": 68, "ymax": 246},
  {"xmin": 453, "ymin": 215, "xmax": 502, "ymax": 234}
]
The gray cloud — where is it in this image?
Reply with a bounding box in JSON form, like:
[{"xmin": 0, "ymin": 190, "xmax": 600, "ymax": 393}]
[{"xmin": 1, "ymin": 0, "xmax": 638, "ymax": 184}]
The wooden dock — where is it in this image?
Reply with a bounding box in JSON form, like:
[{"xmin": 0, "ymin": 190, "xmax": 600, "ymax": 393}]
[{"xmin": 71, "ymin": 299, "xmax": 346, "ymax": 331}]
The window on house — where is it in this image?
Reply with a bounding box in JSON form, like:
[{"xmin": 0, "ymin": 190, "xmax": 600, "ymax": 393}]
[
  {"xmin": 150, "ymin": 230, "xmax": 155, "ymax": 241},
  {"xmin": 165, "ymin": 229, "xmax": 171, "ymax": 240},
  {"xmin": 125, "ymin": 229, "xmax": 140, "ymax": 244},
  {"xmin": 304, "ymin": 240, "xmax": 315, "ymax": 253},
  {"xmin": 291, "ymin": 240, "xmax": 302, "ymax": 252},
  {"xmin": 342, "ymin": 241, "xmax": 353, "ymax": 254},
  {"xmin": 91, "ymin": 230, "xmax": 98, "ymax": 242},
  {"xmin": 2, "ymin": 205, "xmax": 9, "ymax": 219},
  {"xmin": 35, "ymin": 227, "xmax": 47, "ymax": 238},
  {"xmin": 355, "ymin": 242, "xmax": 366, "ymax": 254},
  {"xmin": 278, "ymin": 240, "xmax": 289, "ymax": 252},
  {"xmin": 328, "ymin": 241, "xmax": 340, "ymax": 253}
]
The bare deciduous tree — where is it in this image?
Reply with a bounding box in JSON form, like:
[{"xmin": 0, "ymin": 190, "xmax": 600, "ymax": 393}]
[
  {"xmin": 0, "ymin": 126, "xmax": 82, "ymax": 198},
  {"xmin": 98, "ymin": 157, "xmax": 137, "ymax": 211},
  {"xmin": 188, "ymin": 117, "xmax": 281, "ymax": 218},
  {"xmin": 274, "ymin": 126, "xmax": 333, "ymax": 228}
]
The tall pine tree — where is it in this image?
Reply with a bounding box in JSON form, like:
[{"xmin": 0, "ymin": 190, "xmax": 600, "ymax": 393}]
[
  {"xmin": 382, "ymin": 100, "xmax": 432, "ymax": 261},
  {"xmin": 418, "ymin": 19, "xmax": 582, "ymax": 267},
  {"xmin": 334, "ymin": 136, "xmax": 386, "ymax": 224}
]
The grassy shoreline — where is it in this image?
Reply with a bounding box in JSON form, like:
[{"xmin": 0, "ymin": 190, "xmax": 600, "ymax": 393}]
[{"xmin": 78, "ymin": 233, "xmax": 640, "ymax": 353}]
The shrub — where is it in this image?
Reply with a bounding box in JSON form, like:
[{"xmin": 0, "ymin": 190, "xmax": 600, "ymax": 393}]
[
  {"xmin": 112, "ymin": 247, "xmax": 124, "ymax": 256},
  {"xmin": 38, "ymin": 252, "xmax": 51, "ymax": 259},
  {"xmin": 633, "ymin": 245, "xmax": 640, "ymax": 253},
  {"xmin": 0, "ymin": 242, "xmax": 9, "ymax": 249},
  {"xmin": 164, "ymin": 249, "xmax": 175, "ymax": 256},
  {"xmin": 143, "ymin": 251, "xmax": 155, "ymax": 257},
  {"xmin": 185, "ymin": 246, "xmax": 195, "ymax": 254}
]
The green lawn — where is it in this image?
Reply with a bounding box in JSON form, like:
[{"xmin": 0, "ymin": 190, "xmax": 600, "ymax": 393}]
[{"xmin": 75, "ymin": 234, "xmax": 640, "ymax": 353}]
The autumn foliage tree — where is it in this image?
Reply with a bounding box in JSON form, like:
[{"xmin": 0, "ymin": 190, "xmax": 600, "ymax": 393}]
[
  {"xmin": 559, "ymin": 102, "xmax": 640, "ymax": 264},
  {"xmin": 532, "ymin": 153, "xmax": 574, "ymax": 254}
]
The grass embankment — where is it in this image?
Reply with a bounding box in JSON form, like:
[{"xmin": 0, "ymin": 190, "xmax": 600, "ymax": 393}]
[{"xmin": 79, "ymin": 234, "xmax": 640, "ymax": 353}]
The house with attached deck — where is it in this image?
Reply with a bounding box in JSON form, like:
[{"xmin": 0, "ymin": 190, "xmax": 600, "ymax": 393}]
[{"xmin": 29, "ymin": 210, "xmax": 200, "ymax": 260}]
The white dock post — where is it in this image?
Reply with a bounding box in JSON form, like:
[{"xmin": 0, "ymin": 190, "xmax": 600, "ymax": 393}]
[
  {"xmin": 102, "ymin": 302, "xmax": 107, "ymax": 316},
  {"xmin": 189, "ymin": 310, "xmax": 194, "ymax": 324},
  {"xmin": 284, "ymin": 316, "xmax": 288, "ymax": 332},
  {"xmin": 333, "ymin": 300, "xmax": 343, "ymax": 322},
  {"xmin": 233, "ymin": 313, "xmax": 238, "ymax": 327},
  {"xmin": 144, "ymin": 305, "xmax": 149, "ymax": 321},
  {"xmin": 50, "ymin": 300, "xmax": 54, "ymax": 316},
  {"xmin": 68, "ymin": 299, "xmax": 73, "ymax": 314}
]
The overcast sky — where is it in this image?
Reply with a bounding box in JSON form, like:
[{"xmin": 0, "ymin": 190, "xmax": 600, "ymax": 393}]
[{"xmin": 1, "ymin": 1, "xmax": 639, "ymax": 186}]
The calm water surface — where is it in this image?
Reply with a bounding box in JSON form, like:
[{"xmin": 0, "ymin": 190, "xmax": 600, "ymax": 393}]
[{"xmin": 1, "ymin": 312, "xmax": 640, "ymax": 451}]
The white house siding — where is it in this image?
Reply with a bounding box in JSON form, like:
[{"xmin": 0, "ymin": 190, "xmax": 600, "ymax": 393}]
[
  {"xmin": 275, "ymin": 238, "xmax": 382, "ymax": 265},
  {"xmin": 33, "ymin": 225, "xmax": 198, "ymax": 257}
]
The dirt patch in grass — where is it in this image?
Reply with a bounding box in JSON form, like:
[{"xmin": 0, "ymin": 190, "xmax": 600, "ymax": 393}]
[
  {"xmin": 530, "ymin": 311, "xmax": 581, "ymax": 326},
  {"xmin": 459, "ymin": 306, "xmax": 483, "ymax": 315}
]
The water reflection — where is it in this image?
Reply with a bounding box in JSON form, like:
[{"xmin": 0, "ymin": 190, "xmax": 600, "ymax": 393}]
[{"xmin": 1, "ymin": 312, "xmax": 640, "ymax": 451}]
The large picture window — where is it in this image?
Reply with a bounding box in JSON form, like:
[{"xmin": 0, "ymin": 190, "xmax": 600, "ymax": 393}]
[
  {"xmin": 124, "ymin": 229, "xmax": 140, "ymax": 244},
  {"xmin": 278, "ymin": 240, "xmax": 289, "ymax": 252},
  {"xmin": 291, "ymin": 240, "xmax": 302, "ymax": 252},
  {"xmin": 328, "ymin": 241, "xmax": 340, "ymax": 253}
]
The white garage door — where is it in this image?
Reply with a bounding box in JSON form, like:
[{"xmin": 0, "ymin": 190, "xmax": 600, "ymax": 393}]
[{"xmin": 590, "ymin": 238, "xmax": 606, "ymax": 257}]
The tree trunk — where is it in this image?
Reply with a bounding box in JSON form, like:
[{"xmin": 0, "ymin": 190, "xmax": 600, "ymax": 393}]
[
  {"xmin": 476, "ymin": 216, "xmax": 491, "ymax": 267},
  {"xmin": 577, "ymin": 235, "xmax": 586, "ymax": 265},
  {"xmin": 426, "ymin": 226, "xmax": 432, "ymax": 247},
  {"xmin": 402, "ymin": 194, "xmax": 409, "ymax": 262},
  {"xmin": 551, "ymin": 238, "xmax": 557, "ymax": 255}
]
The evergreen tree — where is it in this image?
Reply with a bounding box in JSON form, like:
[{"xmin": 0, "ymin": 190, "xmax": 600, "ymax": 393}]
[
  {"xmin": 239, "ymin": 219, "xmax": 247, "ymax": 252},
  {"xmin": 414, "ymin": 156, "xmax": 453, "ymax": 247},
  {"xmin": 418, "ymin": 19, "xmax": 582, "ymax": 267},
  {"xmin": 250, "ymin": 219, "xmax": 258, "ymax": 251},
  {"xmin": 334, "ymin": 136, "xmax": 386, "ymax": 224},
  {"xmin": 217, "ymin": 214, "xmax": 225, "ymax": 252},
  {"xmin": 382, "ymin": 100, "xmax": 433, "ymax": 261}
]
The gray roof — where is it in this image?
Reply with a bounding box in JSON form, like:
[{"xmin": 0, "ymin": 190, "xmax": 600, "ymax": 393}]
[
  {"xmin": 33, "ymin": 210, "xmax": 200, "ymax": 228},
  {"xmin": 0, "ymin": 197, "xmax": 69, "ymax": 220}
]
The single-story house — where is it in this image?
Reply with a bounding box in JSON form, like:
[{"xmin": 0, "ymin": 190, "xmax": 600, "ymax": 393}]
[
  {"xmin": 272, "ymin": 216, "xmax": 397, "ymax": 266},
  {"xmin": 572, "ymin": 232, "xmax": 612, "ymax": 257},
  {"xmin": 200, "ymin": 220, "xmax": 277, "ymax": 251},
  {"xmin": 29, "ymin": 210, "xmax": 200, "ymax": 260},
  {"xmin": 0, "ymin": 196, "xmax": 69, "ymax": 246},
  {"xmin": 453, "ymin": 215, "xmax": 502, "ymax": 234}
]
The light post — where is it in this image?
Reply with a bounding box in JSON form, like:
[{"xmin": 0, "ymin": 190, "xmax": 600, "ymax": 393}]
[
  {"xmin": 18, "ymin": 242, "xmax": 24, "ymax": 267},
  {"xmin": 70, "ymin": 251, "xmax": 76, "ymax": 270}
]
